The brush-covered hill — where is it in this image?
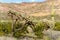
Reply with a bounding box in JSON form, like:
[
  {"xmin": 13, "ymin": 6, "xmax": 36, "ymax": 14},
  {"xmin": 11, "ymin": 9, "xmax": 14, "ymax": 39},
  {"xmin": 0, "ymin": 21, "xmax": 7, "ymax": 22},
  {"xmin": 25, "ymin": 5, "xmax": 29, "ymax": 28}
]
[{"xmin": 0, "ymin": 0, "xmax": 60, "ymax": 20}]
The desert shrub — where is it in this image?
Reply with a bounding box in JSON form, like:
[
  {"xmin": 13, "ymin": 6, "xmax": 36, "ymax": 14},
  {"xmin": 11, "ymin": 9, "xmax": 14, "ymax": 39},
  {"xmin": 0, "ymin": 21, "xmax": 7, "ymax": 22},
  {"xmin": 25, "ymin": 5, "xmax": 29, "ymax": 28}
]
[
  {"xmin": 13, "ymin": 30, "xmax": 25, "ymax": 38},
  {"xmin": 5, "ymin": 22, "xmax": 12, "ymax": 33},
  {"xmin": 33, "ymin": 22, "xmax": 45, "ymax": 38},
  {"xmin": 13, "ymin": 22, "xmax": 28, "ymax": 38},
  {"xmin": 0, "ymin": 22, "xmax": 12, "ymax": 36},
  {"xmin": 54, "ymin": 21, "xmax": 60, "ymax": 31}
]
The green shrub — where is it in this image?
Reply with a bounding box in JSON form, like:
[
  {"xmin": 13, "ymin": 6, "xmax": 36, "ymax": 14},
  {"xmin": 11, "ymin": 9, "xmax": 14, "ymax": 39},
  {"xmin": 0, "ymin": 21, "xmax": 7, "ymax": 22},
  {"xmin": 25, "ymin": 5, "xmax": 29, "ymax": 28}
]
[
  {"xmin": 0, "ymin": 22, "xmax": 12, "ymax": 35},
  {"xmin": 54, "ymin": 21, "xmax": 60, "ymax": 31},
  {"xmin": 13, "ymin": 22, "xmax": 28, "ymax": 38},
  {"xmin": 13, "ymin": 30, "xmax": 24, "ymax": 38},
  {"xmin": 33, "ymin": 22, "xmax": 45, "ymax": 38}
]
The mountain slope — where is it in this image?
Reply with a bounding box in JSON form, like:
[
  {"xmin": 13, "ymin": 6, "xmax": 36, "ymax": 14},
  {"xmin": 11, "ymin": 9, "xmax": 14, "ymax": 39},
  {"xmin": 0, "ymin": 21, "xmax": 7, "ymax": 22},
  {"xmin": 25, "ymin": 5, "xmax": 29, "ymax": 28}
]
[{"xmin": 0, "ymin": 0, "xmax": 60, "ymax": 20}]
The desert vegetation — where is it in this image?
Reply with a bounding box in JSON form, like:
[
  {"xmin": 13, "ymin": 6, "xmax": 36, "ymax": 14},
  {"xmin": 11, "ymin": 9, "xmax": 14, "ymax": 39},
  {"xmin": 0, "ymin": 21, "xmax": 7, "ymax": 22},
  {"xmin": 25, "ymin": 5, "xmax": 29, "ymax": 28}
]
[
  {"xmin": 0, "ymin": 11, "xmax": 50, "ymax": 40},
  {"xmin": 0, "ymin": 10, "xmax": 60, "ymax": 40},
  {"xmin": 0, "ymin": 0, "xmax": 60, "ymax": 40}
]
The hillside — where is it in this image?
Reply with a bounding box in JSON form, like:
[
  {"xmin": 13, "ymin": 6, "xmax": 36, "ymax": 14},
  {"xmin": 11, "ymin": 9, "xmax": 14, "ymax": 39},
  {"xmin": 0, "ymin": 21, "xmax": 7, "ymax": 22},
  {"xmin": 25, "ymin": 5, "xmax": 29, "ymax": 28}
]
[{"xmin": 0, "ymin": 0, "xmax": 60, "ymax": 20}]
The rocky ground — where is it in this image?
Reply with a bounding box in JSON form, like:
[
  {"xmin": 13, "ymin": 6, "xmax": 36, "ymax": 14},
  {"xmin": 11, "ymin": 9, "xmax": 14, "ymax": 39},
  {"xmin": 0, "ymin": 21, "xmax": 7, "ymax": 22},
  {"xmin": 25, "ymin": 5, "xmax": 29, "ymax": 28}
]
[
  {"xmin": 43, "ymin": 29, "xmax": 60, "ymax": 40},
  {"xmin": 0, "ymin": 29, "xmax": 60, "ymax": 40}
]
